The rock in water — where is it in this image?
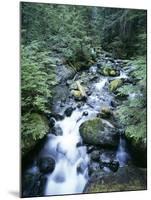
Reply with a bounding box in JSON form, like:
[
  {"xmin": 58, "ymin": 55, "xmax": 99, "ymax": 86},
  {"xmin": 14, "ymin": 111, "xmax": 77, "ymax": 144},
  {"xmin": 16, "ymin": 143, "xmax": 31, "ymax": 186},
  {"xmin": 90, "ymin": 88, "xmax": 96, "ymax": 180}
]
[
  {"xmin": 82, "ymin": 111, "xmax": 89, "ymax": 116},
  {"xmin": 37, "ymin": 157, "xmax": 55, "ymax": 174},
  {"xmin": 79, "ymin": 118, "xmax": 118, "ymax": 148},
  {"xmin": 109, "ymin": 79, "xmax": 123, "ymax": 92},
  {"xmin": 64, "ymin": 107, "xmax": 74, "ymax": 117},
  {"xmin": 99, "ymin": 106, "xmax": 112, "ymax": 119}
]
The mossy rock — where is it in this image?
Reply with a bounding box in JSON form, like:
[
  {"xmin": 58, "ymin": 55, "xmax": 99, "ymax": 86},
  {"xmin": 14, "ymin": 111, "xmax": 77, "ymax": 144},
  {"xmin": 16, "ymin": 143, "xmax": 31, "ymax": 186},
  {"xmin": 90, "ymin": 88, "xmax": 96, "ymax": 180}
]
[
  {"xmin": 99, "ymin": 106, "xmax": 112, "ymax": 119},
  {"xmin": 110, "ymin": 69, "xmax": 117, "ymax": 76},
  {"xmin": 79, "ymin": 118, "xmax": 118, "ymax": 147},
  {"xmin": 22, "ymin": 113, "xmax": 49, "ymax": 155},
  {"xmin": 71, "ymin": 90, "xmax": 83, "ymax": 100},
  {"xmin": 100, "ymin": 67, "xmax": 119, "ymax": 77},
  {"xmin": 109, "ymin": 79, "xmax": 123, "ymax": 92},
  {"xmin": 84, "ymin": 166, "xmax": 147, "ymax": 193}
]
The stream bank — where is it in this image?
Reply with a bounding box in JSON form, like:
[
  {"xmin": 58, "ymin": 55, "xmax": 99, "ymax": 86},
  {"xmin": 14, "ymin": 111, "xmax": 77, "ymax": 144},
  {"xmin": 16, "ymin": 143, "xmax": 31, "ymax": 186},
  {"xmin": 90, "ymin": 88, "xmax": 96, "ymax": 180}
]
[{"xmin": 22, "ymin": 51, "xmax": 147, "ymax": 197}]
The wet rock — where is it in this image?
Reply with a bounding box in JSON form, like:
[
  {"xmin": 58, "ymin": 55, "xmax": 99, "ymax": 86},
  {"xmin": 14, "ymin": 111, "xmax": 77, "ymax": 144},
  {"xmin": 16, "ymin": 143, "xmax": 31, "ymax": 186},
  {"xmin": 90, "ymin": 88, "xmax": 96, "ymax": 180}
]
[
  {"xmin": 55, "ymin": 64, "xmax": 76, "ymax": 83},
  {"xmin": 99, "ymin": 66, "xmax": 119, "ymax": 77},
  {"xmin": 64, "ymin": 107, "xmax": 74, "ymax": 117},
  {"xmin": 100, "ymin": 160, "xmax": 119, "ymax": 172},
  {"xmin": 109, "ymin": 79, "xmax": 123, "ymax": 92},
  {"xmin": 77, "ymin": 162, "xmax": 87, "ymax": 174},
  {"xmin": 82, "ymin": 111, "xmax": 89, "ymax": 116},
  {"xmin": 97, "ymin": 62, "xmax": 102, "ymax": 68},
  {"xmin": 52, "ymin": 125, "xmax": 63, "ymax": 136},
  {"xmin": 99, "ymin": 150, "xmax": 116, "ymax": 167},
  {"xmin": 115, "ymin": 93, "xmax": 129, "ymax": 100},
  {"xmin": 79, "ymin": 118, "xmax": 118, "ymax": 148},
  {"xmin": 84, "ymin": 166, "xmax": 147, "ymax": 193},
  {"xmin": 109, "ymin": 160, "xmax": 119, "ymax": 172},
  {"xmin": 88, "ymin": 162, "xmax": 100, "ymax": 175},
  {"xmin": 70, "ymin": 82, "xmax": 78, "ymax": 90},
  {"xmin": 71, "ymin": 90, "xmax": 87, "ymax": 101},
  {"xmin": 57, "ymin": 143, "xmax": 67, "ymax": 155},
  {"xmin": 37, "ymin": 157, "xmax": 55, "ymax": 174},
  {"xmin": 110, "ymin": 100, "xmax": 117, "ymax": 107},
  {"xmin": 76, "ymin": 141, "xmax": 83, "ymax": 147},
  {"xmin": 77, "ymin": 102, "xmax": 85, "ymax": 108},
  {"xmin": 87, "ymin": 146, "xmax": 95, "ymax": 153},
  {"xmin": 86, "ymin": 90, "xmax": 92, "ymax": 96},
  {"xmin": 90, "ymin": 150, "xmax": 100, "ymax": 162},
  {"xmin": 66, "ymin": 79, "xmax": 73, "ymax": 86},
  {"xmin": 49, "ymin": 117, "xmax": 56, "ymax": 128},
  {"xmin": 50, "ymin": 113, "xmax": 64, "ymax": 121},
  {"xmin": 99, "ymin": 106, "xmax": 112, "ymax": 119},
  {"xmin": 22, "ymin": 172, "xmax": 47, "ymax": 197}
]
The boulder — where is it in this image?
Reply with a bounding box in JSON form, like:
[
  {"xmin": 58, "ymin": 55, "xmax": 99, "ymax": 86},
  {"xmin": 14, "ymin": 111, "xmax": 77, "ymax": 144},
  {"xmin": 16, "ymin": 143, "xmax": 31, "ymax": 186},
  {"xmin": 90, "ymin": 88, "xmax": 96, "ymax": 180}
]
[
  {"xmin": 109, "ymin": 79, "xmax": 123, "ymax": 92},
  {"xmin": 77, "ymin": 161, "xmax": 87, "ymax": 174},
  {"xmin": 84, "ymin": 166, "xmax": 147, "ymax": 193},
  {"xmin": 90, "ymin": 150, "xmax": 100, "ymax": 162},
  {"xmin": 82, "ymin": 111, "xmax": 89, "ymax": 116},
  {"xmin": 99, "ymin": 106, "xmax": 112, "ymax": 119},
  {"xmin": 37, "ymin": 157, "xmax": 55, "ymax": 174},
  {"xmin": 99, "ymin": 66, "xmax": 119, "ymax": 77},
  {"xmin": 49, "ymin": 117, "xmax": 56, "ymax": 128},
  {"xmin": 52, "ymin": 125, "xmax": 63, "ymax": 136},
  {"xmin": 22, "ymin": 172, "xmax": 47, "ymax": 197},
  {"xmin": 64, "ymin": 107, "xmax": 74, "ymax": 117},
  {"xmin": 79, "ymin": 118, "xmax": 118, "ymax": 148}
]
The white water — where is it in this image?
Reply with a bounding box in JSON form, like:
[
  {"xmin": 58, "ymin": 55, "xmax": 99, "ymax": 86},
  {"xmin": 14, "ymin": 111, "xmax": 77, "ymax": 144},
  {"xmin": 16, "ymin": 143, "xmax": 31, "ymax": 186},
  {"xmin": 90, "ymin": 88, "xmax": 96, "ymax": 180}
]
[
  {"xmin": 95, "ymin": 77, "xmax": 108, "ymax": 91},
  {"xmin": 116, "ymin": 136, "xmax": 130, "ymax": 167},
  {"xmin": 116, "ymin": 70, "xmax": 128, "ymax": 79},
  {"xmin": 45, "ymin": 77, "xmax": 110, "ymax": 195},
  {"xmin": 45, "ymin": 109, "xmax": 90, "ymax": 195}
]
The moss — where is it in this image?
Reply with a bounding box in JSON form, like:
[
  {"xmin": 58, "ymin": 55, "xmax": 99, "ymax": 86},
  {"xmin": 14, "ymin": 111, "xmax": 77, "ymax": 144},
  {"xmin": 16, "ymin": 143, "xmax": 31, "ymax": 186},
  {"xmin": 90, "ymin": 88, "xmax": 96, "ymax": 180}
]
[
  {"xmin": 125, "ymin": 123, "xmax": 147, "ymax": 150},
  {"xmin": 79, "ymin": 118, "xmax": 104, "ymax": 145},
  {"xmin": 109, "ymin": 79, "xmax": 123, "ymax": 92},
  {"xmin": 86, "ymin": 180, "xmax": 145, "ymax": 193},
  {"xmin": 21, "ymin": 113, "xmax": 49, "ymax": 155},
  {"xmin": 71, "ymin": 90, "xmax": 83, "ymax": 100},
  {"xmin": 101, "ymin": 67, "xmax": 117, "ymax": 77},
  {"xmin": 84, "ymin": 166, "xmax": 147, "ymax": 193}
]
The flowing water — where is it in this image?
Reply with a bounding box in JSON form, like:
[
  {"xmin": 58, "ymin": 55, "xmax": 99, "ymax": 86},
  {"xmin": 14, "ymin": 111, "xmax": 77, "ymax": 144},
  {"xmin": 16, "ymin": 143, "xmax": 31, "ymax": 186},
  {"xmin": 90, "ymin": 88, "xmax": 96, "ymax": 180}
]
[
  {"xmin": 22, "ymin": 64, "xmax": 131, "ymax": 196},
  {"xmin": 116, "ymin": 135, "xmax": 131, "ymax": 167}
]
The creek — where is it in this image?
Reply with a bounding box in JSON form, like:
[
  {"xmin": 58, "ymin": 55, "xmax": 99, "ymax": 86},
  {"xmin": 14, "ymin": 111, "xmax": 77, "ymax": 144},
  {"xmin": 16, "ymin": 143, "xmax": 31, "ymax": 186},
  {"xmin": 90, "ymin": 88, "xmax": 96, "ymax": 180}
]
[{"xmin": 22, "ymin": 55, "xmax": 133, "ymax": 197}]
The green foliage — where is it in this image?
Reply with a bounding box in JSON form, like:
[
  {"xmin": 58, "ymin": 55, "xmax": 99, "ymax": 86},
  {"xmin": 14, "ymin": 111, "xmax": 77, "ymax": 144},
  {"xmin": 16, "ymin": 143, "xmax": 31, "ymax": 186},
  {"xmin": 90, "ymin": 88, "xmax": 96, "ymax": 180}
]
[
  {"xmin": 21, "ymin": 3, "xmax": 101, "ymax": 70},
  {"xmin": 21, "ymin": 41, "xmax": 57, "ymax": 154},
  {"xmin": 116, "ymin": 57, "xmax": 146, "ymax": 147},
  {"xmin": 129, "ymin": 57, "xmax": 146, "ymax": 80},
  {"xmin": 21, "ymin": 41, "xmax": 57, "ymax": 113},
  {"xmin": 21, "ymin": 113, "xmax": 49, "ymax": 154},
  {"xmin": 101, "ymin": 9, "xmax": 147, "ymax": 58}
]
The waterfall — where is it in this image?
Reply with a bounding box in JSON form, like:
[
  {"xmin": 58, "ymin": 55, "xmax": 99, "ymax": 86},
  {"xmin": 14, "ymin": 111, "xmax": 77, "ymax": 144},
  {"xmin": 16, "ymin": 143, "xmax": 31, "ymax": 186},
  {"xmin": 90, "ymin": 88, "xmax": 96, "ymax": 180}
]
[
  {"xmin": 45, "ymin": 109, "xmax": 89, "ymax": 195},
  {"xmin": 116, "ymin": 135, "xmax": 130, "ymax": 167}
]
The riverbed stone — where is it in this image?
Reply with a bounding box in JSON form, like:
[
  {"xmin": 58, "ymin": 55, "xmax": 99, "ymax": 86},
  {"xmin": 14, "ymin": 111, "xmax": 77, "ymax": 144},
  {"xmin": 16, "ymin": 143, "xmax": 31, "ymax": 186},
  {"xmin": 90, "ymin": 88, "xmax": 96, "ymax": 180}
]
[
  {"xmin": 79, "ymin": 118, "xmax": 118, "ymax": 148},
  {"xmin": 37, "ymin": 157, "xmax": 55, "ymax": 174},
  {"xmin": 64, "ymin": 107, "xmax": 74, "ymax": 117},
  {"xmin": 109, "ymin": 79, "xmax": 123, "ymax": 92},
  {"xmin": 99, "ymin": 66, "xmax": 119, "ymax": 77},
  {"xmin": 90, "ymin": 150, "xmax": 100, "ymax": 162},
  {"xmin": 71, "ymin": 90, "xmax": 86, "ymax": 101},
  {"xmin": 99, "ymin": 106, "xmax": 112, "ymax": 119},
  {"xmin": 84, "ymin": 166, "xmax": 147, "ymax": 193},
  {"xmin": 22, "ymin": 172, "xmax": 47, "ymax": 197}
]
